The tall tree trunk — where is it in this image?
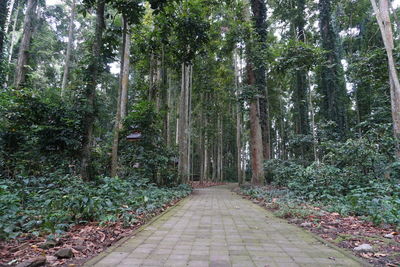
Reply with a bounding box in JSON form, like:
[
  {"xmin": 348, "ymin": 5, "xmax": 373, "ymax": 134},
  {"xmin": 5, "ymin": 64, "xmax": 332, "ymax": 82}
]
[
  {"xmin": 7, "ymin": 2, "xmax": 19, "ymax": 63},
  {"xmin": 178, "ymin": 63, "xmax": 191, "ymax": 183},
  {"xmin": 187, "ymin": 65, "xmax": 193, "ymax": 181},
  {"xmin": 61, "ymin": 0, "xmax": 76, "ymax": 97},
  {"xmin": 234, "ymin": 50, "xmax": 243, "ymax": 184},
  {"xmin": 293, "ymin": 0, "xmax": 310, "ymax": 159},
  {"xmin": 308, "ymin": 74, "xmax": 319, "ymax": 162},
  {"xmin": 166, "ymin": 75, "xmax": 172, "ymax": 146},
  {"xmin": 14, "ymin": 0, "xmax": 37, "ymax": 89},
  {"xmin": 80, "ymin": 0, "xmax": 105, "ymax": 180},
  {"xmin": 247, "ymin": 62, "xmax": 265, "ymax": 185},
  {"xmin": 0, "ymin": 0, "xmax": 8, "ymax": 60},
  {"xmin": 318, "ymin": 0, "xmax": 347, "ymax": 138},
  {"xmin": 219, "ymin": 116, "xmax": 223, "ymax": 181},
  {"xmin": 4, "ymin": 0, "xmax": 16, "ymax": 34},
  {"xmin": 250, "ymin": 0, "xmax": 271, "ymax": 162},
  {"xmin": 202, "ymin": 102, "xmax": 209, "ymax": 183},
  {"xmin": 371, "ymin": 0, "xmax": 400, "ymax": 158},
  {"xmin": 5, "ymin": 2, "xmax": 19, "ymax": 86},
  {"xmin": 199, "ymin": 96, "xmax": 205, "ymax": 184},
  {"xmin": 119, "ymin": 25, "xmax": 130, "ymax": 120},
  {"xmin": 111, "ymin": 17, "xmax": 130, "ymax": 177},
  {"xmin": 216, "ymin": 115, "xmax": 221, "ymax": 182}
]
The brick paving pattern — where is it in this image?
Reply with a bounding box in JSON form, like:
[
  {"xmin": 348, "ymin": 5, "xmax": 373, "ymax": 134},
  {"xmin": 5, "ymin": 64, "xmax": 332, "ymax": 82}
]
[{"xmin": 88, "ymin": 185, "xmax": 365, "ymax": 267}]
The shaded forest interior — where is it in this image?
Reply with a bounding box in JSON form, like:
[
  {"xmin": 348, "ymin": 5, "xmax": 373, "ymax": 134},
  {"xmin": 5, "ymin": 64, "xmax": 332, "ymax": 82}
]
[{"xmin": 0, "ymin": 0, "xmax": 400, "ymax": 254}]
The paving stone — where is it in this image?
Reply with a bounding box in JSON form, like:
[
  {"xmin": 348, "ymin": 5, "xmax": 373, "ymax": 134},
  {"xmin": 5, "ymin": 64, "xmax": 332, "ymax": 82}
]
[{"xmin": 89, "ymin": 185, "xmax": 365, "ymax": 267}]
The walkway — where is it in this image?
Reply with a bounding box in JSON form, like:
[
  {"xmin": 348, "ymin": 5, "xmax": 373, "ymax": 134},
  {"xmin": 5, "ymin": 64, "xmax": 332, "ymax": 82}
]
[{"xmin": 86, "ymin": 185, "xmax": 365, "ymax": 267}]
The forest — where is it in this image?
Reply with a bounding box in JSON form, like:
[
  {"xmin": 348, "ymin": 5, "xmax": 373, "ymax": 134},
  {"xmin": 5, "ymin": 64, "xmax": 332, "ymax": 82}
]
[{"xmin": 0, "ymin": 0, "xmax": 400, "ymax": 266}]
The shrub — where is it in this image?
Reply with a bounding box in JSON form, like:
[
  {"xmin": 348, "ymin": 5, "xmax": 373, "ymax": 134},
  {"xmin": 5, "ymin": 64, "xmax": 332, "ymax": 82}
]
[{"xmin": 0, "ymin": 174, "xmax": 192, "ymax": 239}]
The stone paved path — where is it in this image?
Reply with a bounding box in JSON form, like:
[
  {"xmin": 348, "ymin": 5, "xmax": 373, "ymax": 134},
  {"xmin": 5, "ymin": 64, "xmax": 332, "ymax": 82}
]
[{"xmin": 87, "ymin": 185, "xmax": 365, "ymax": 267}]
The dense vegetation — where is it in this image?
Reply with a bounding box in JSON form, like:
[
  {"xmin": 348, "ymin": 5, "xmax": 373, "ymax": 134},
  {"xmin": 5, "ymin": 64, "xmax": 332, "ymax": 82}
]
[
  {"xmin": 0, "ymin": 0, "xmax": 399, "ymax": 240},
  {"xmin": 0, "ymin": 175, "xmax": 191, "ymax": 239}
]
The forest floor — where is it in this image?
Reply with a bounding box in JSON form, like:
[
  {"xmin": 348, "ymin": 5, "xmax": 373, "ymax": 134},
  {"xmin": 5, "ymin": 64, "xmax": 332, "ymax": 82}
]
[
  {"xmin": 87, "ymin": 184, "xmax": 364, "ymax": 267},
  {"xmin": 0, "ymin": 182, "xmax": 223, "ymax": 267},
  {"xmin": 238, "ymin": 186, "xmax": 400, "ymax": 267}
]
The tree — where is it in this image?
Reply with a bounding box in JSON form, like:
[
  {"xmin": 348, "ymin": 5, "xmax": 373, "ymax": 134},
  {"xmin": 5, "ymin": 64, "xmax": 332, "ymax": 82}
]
[
  {"xmin": 0, "ymin": 0, "xmax": 8, "ymax": 59},
  {"xmin": 245, "ymin": 0, "xmax": 267, "ymax": 185},
  {"xmin": 14, "ymin": 0, "xmax": 38, "ymax": 89},
  {"xmin": 293, "ymin": 0, "xmax": 310, "ymax": 159},
  {"xmin": 318, "ymin": 0, "xmax": 348, "ymax": 138},
  {"xmin": 111, "ymin": 16, "xmax": 131, "ymax": 177},
  {"xmin": 250, "ymin": 0, "xmax": 270, "ymax": 162},
  {"xmin": 61, "ymin": 0, "xmax": 76, "ymax": 96},
  {"xmin": 80, "ymin": 0, "xmax": 105, "ymax": 180},
  {"xmin": 370, "ymin": 0, "xmax": 400, "ymax": 158}
]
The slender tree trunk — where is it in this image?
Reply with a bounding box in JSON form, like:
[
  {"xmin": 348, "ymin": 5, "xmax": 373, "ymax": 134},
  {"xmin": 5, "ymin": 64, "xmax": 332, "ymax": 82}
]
[
  {"xmin": 202, "ymin": 103, "xmax": 209, "ymax": 183},
  {"xmin": 120, "ymin": 26, "xmax": 130, "ymax": 120},
  {"xmin": 4, "ymin": 2, "xmax": 19, "ymax": 86},
  {"xmin": 4, "ymin": 0, "xmax": 15, "ymax": 34},
  {"xmin": 149, "ymin": 53, "xmax": 154, "ymax": 101},
  {"xmin": 371, "ymin": 0, "xmax": 400, "ymax": 158},
  {"xmin": 61, "ymin": 0, "xmax": 76, "ymax": 96},
  {"xmin": 234, "ymin": 51, "xmax": 243, "ymax": 184},
  {"xmin": 80, "ymin": 0, "xmax": 105, "ymax": 180},
  {"xmin": 155, "ymin": 59, "xmax": 162, "ymax": 112},
  {"xmin": 293, "ymin": 0, "xmax": 310, "ymax": 159},
  {"xmin": 216, "ymin": 115, "xmax": 221, "ymax": 182},
  {"xmin": 199, "ymin": 96, "xmax": 205, "ymax": 184},
  {"xmin": 212, "ymin": 142, "xmax": 217, "ymax": 182},
  {"xmin": 111, "ymin": 17, "xmax": 130, "ymax": 177},
  {"xmin": 187, "ymin": 65, "xmax": 193, "ymax": 181},
  {"xmin": 178, "ymin": 63, "xmax": 191, "ymax": 183},
  {"xmin": 166, "ymin": 75, "xmax": 172, "ymax": 146},
  {"xmin": 219, "ymin": 117, "xmax": 223, "ymax": 181},
  {"xmin": 7, "ymin": 2, "xmax": 18, "ymax": 64},
  {"xmin": 14, "ymin": 0, "xmax": 37, "ymax": 89},
  {"xmin": 0, "ymin": 0, "xmax": 8, "ymax": 60}
]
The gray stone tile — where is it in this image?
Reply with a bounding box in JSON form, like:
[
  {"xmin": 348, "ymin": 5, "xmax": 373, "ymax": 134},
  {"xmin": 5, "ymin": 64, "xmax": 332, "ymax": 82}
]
[{"xmin": 90, "ymin": 185, "xmax": 364, "ymax": 267}]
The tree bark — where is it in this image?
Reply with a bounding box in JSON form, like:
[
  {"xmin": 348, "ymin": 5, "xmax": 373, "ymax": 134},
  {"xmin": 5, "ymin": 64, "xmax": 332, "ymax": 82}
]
[
  {"xmin": 166, "ymin": 75, "xmax": 172, "ymax": 146},
  {"xmin": 234, "ymin": 50, "xmax": 243, "ymax": 184},
  {"xmin": 4, "ymin": 0, "xmax": 15, "ymax": 35},
  {"xmin": 80, "ymin": 0, "xmax": 105, "ymax": 180},
  {"xmin": 61, "ymin": 0, "xmax": 76, "ymax": 97},
  {"xmin": 0, "ymin": 0, "xmax": 8, "ymax": 61},
  {"xmin": 371, "ymin": 0, "xmax": 400, "ymax": 158},
  {"xmin": 7, "ymin": 2, "xmax": 19, "ymax": 64},
  {"xmin": 318, "ymin": 0, "xmax": 347, "ymax": 138},
  {"xmin": 14, "ymin": 0, "xmax": 37, "ymax": 89},
  {"xmin": 187, "ymin": 65, "xmax": 193, "ymax": 181},
  {"xmin": 111, "ymin": 17, "xmax": 130, "ymax": 177},
  {"xmin": 178, "ymin": 63, "xmax": 191, "ymax": 183},
  {"xmin": 250, "ymin": 0, "xmax": 271, "ymax": 162},
  {"xmin": 293, "ymin": 0, "xmax": 310, "ymax": 159},
  {"xmin": 247, "ymin": 62, "xmax": 265, "ymax": 185}
]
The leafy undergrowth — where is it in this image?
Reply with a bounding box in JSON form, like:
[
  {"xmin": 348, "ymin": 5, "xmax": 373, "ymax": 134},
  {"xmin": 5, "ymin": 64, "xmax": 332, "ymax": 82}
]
[
  {"xmin": 238, "ymin": 186, "xmax": 400, "ymax": 267},
  {"xmin": 189, "ymin": 181, "xmax": 226, "ymax": 188},
  {"xmin": 0, "ymin": 175, "xmax": 192, "ymax": 266}
]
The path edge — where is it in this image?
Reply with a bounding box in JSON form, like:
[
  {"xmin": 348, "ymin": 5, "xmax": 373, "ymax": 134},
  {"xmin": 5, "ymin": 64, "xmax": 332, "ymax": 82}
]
[
  {"xmin": 83, "ymin": 194, "xmax": 192, "ymax": 266},
  {"xmin": 232, "ymin": 190, "xmax": 372, "ymax": 267}
]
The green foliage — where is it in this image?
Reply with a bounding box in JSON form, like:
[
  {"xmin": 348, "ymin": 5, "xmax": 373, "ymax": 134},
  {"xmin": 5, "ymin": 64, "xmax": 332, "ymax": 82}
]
[
  {"xmin": 0, "ymin": 90, "xmax": 83, "ymax": 177},
  {"xmin": 240, "ymin": 186, "xmax": 322, "ymax": 219},
  {"xmin": 0, "ymin": 174, "xmax": 192, "ymax": 239},
  {"xmin": 263, "ymin": 133, "xmax": 400, "ymax": 225},
  {"xmin": 119, "ymin": 101, "xmax": 178, "ymax": 185}
]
